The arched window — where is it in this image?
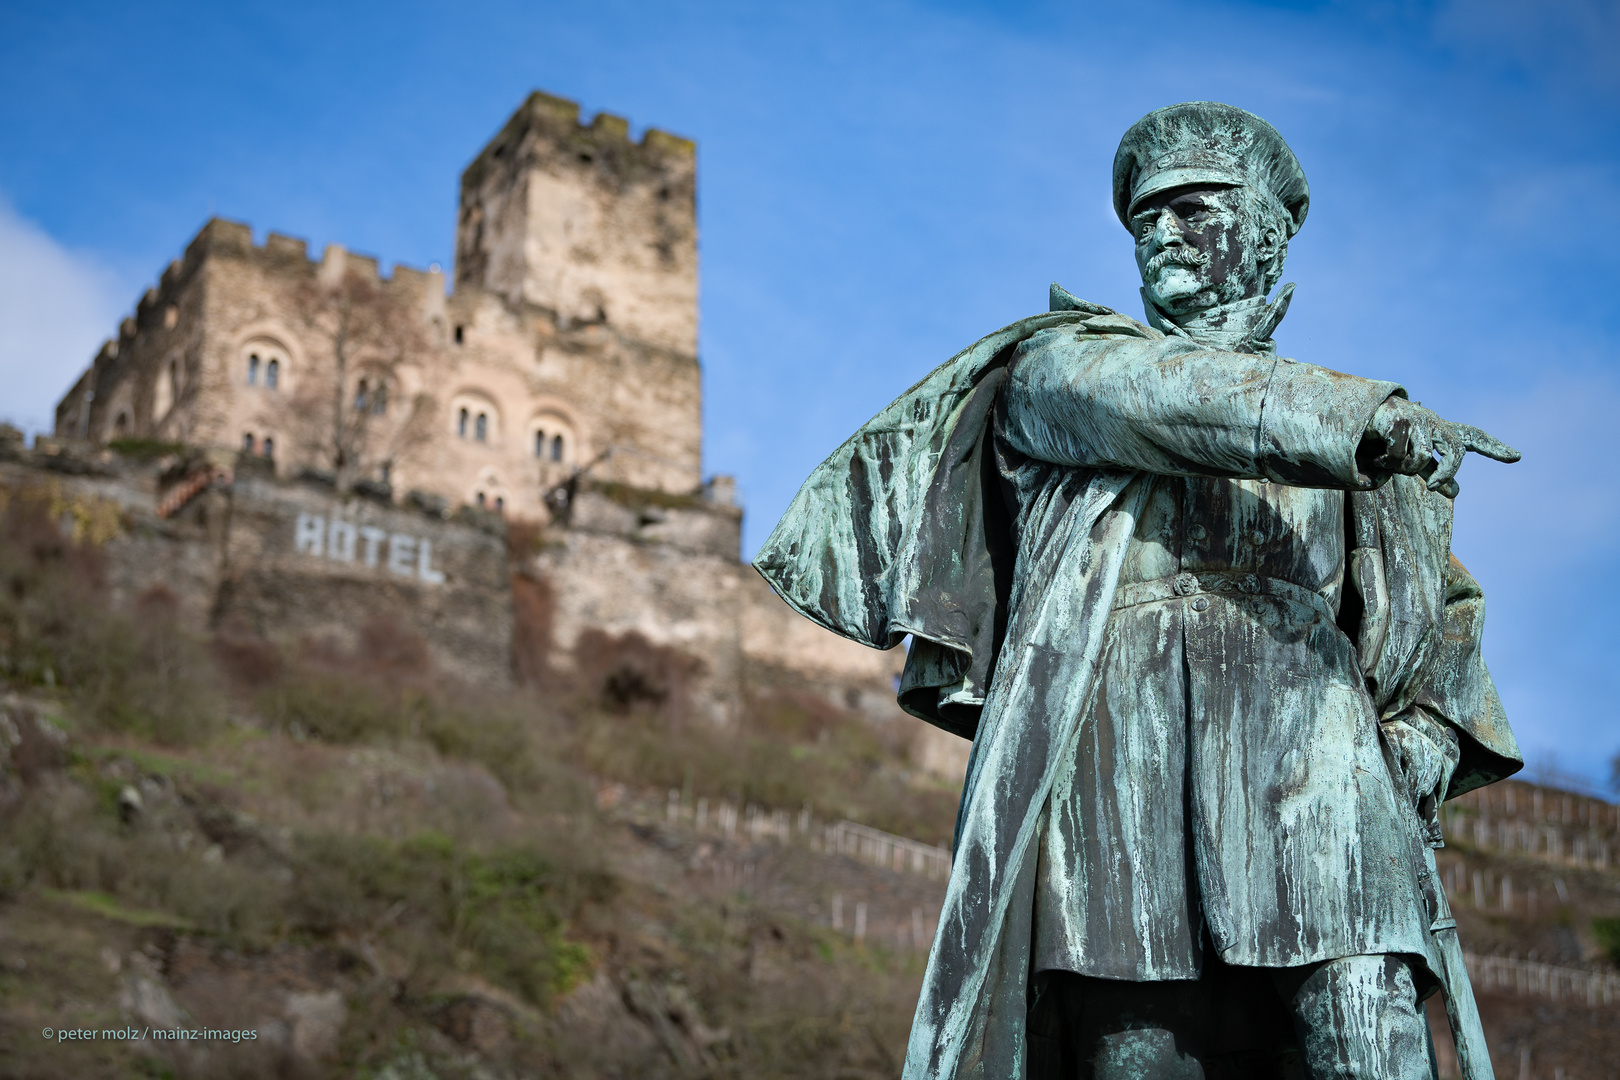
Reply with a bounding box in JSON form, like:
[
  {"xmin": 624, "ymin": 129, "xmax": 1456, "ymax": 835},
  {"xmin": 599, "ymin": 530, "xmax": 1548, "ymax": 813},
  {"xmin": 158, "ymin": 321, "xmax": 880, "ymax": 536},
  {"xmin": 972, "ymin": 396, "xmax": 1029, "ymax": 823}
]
[
  {"xmin": 530, "ymin": 414, "xmax": 575, "ymax": 465},
  {"xmin": 476, "ymin": 492, "xmax": 487, "ymax": 508},
  {"xmin": 114, "ymin": 411, "xmax": 129, "ymax": 436},
  {"xmin": 242, "ymin": 432, "xmax": 255, "ymax": 452},
  {"xmin": 494, "ymin": 495, "xmax": 505, "ymax": 513},
  {"xmin": 354, "ymin": 379, "xmax": 369, "ymax": 411},
  {"xmin": 262, "ymin": 436, "xmax": 275, "ymax": 459},
  {"xmin": 244, "ymin": 341, "xmax": 289, "ymax": 391},
  {"xmin": 371, "ymin": 383, "xmax": 387, "ymax": 415},
  {"xmin": 452, "ymin": 394, "xmax": 499, "ymax": 444}
]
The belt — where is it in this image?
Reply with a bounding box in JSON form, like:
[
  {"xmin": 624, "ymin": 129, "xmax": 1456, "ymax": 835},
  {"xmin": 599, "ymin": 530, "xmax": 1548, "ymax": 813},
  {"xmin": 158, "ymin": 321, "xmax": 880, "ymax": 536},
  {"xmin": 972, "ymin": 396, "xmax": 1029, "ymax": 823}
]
[{"xmin": 1111, "ymin": 570, "xmax": 1338, "ymax": 624}]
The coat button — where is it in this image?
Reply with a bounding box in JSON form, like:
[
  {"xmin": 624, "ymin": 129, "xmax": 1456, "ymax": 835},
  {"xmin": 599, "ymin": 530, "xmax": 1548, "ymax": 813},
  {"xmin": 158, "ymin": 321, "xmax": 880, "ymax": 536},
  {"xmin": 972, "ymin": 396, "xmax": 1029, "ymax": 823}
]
[{"xmin": 1191, "ymin": 596, "xmax": 1210, "ymax": 612}]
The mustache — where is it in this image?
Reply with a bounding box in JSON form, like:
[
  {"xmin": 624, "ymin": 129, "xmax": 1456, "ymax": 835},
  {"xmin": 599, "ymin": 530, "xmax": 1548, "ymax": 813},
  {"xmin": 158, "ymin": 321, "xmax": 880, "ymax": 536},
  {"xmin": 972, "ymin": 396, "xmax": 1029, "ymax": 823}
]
[{"xmin": 1145, "ymin": 247, "xmax": 1211, "ymax": 277}]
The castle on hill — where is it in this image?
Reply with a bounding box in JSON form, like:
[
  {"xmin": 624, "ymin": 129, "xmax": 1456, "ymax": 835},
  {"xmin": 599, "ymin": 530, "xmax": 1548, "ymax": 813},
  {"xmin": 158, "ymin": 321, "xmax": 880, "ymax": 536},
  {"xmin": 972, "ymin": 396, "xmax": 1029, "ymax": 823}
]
[
  {"xmin": 52, "ymin": 91, "xmax": 715, "ymax": 519},
  {"xmin": 25, "ymin": 91, "xmax": 967, "ymax": 776}
]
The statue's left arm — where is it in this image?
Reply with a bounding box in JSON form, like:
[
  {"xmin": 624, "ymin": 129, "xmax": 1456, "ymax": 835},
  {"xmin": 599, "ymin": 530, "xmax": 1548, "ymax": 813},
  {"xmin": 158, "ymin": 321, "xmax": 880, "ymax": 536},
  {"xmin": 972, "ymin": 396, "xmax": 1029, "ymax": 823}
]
[{"xmin": 1390, "ymin": 553, "xmax": 1522, "ymax": 806}]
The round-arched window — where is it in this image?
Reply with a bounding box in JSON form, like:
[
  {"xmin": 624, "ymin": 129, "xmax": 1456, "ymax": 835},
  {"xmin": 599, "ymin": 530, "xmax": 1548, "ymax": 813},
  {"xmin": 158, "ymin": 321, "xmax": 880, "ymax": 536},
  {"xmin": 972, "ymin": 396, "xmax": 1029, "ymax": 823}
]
[
  {"xmin": 243, "ymin": 339, "xmax": 289, "ymax": 391},
  {"xmin": 471, "ymin": 469, "xmax": 510, "ymax": 515},
  {"xmin": 353, "ymin": 376, "xmax": 389, "ymax": 415},
  {"xmin": 530, "ymin": 414, "xmax": 575, "ymax": 466},
  {"xmin": 450, "ymin": 393, "xmax": 500, "ymax": 445}
]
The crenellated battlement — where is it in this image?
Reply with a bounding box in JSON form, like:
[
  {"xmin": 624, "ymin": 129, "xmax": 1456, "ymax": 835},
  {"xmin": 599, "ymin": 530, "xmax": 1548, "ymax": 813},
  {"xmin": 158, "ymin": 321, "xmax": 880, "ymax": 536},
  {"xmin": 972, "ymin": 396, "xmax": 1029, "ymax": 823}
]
[
  {"xmin": 150, "ymin": 219, "xmax": 446, "ymax": 307},
  {"xmin": 461, "ymin": 91, "xmax": 694, "ymax": 192}
]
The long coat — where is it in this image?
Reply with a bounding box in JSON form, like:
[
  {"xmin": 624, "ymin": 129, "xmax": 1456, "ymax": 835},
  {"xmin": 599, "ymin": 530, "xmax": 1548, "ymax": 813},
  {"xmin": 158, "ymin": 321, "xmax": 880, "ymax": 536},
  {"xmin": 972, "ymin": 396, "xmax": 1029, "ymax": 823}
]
[{"xmin": 753, "ymin": 288, "xmax": 1521, "ymax": 1080}]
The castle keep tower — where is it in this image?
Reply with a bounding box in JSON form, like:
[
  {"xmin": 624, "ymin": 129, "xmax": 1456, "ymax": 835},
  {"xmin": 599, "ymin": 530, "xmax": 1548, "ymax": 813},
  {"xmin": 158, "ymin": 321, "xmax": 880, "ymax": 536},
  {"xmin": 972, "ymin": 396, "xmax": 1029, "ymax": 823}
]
[{"xmin": 456, "ymin": 92, "xmax": 698, "ymax": 358}]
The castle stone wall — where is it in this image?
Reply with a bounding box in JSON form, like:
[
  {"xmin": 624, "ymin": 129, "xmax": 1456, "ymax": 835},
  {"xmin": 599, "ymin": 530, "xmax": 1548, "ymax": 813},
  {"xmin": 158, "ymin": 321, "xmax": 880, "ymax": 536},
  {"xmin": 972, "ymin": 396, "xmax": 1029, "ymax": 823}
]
[
  {"xmin": 0, "ymin": 448, "xmax": 512, "ymax": 687},
  {"xmin": 55, "ymin": 91, "xmax": 705, "ymax": 515}
]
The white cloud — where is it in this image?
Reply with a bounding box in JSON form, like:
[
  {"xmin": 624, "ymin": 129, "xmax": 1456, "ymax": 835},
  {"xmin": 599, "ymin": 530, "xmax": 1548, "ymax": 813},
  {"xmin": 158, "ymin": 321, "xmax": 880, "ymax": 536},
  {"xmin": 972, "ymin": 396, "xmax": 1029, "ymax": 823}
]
[{"xmin": 0, "ymin": 197, "xmax": 130, "ymax": 437}]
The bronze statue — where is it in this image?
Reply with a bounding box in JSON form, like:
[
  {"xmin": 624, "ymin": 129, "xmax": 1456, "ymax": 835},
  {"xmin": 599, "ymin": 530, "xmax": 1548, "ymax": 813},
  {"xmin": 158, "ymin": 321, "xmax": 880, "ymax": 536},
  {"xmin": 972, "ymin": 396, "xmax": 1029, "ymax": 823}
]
[{"xmin": 756, "ymin": 102, "xmax": 1522, "ymax": 1079}]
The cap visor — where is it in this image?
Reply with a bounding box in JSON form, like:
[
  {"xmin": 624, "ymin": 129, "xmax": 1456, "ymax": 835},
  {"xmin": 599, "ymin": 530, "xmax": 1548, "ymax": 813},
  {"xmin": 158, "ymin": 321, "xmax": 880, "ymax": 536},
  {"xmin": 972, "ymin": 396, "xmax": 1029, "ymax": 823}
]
[{"xmin": 1127, "ymin": 168, "xmax": 1243, "ymax": 218}]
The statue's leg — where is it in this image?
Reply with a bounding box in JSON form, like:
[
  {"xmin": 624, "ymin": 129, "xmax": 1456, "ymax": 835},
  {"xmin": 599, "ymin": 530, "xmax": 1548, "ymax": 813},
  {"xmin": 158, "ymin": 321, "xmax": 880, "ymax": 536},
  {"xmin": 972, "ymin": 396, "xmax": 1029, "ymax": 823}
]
[
  {"xmin": 1026, "ymin": 971, "xmax": 1082, "ymax": 1079},
  {"xmin": 1273, "ymin": 954, "xmax": 1430, "ymax": 1080},
  {"xmin": 1073, "ymin": 975, "xmax": 1208, "ymax": 1080}
]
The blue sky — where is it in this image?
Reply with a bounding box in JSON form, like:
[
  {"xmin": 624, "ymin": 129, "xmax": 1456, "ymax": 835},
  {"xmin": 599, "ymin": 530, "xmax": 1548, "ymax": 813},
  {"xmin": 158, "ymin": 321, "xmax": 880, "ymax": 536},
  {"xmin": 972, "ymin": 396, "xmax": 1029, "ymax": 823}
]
[{"xmin": 2, "ymin": 0, "xmax": 1617, "ymax": 787}]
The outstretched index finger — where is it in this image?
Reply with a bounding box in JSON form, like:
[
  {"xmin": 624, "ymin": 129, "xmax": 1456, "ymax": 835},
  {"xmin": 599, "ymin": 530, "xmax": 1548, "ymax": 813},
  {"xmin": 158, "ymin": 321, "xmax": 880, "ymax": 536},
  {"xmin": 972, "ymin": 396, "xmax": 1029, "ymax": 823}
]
[{"xmin": 1458, "ymin": 424, "xmax": 1522, "ymax": 464}]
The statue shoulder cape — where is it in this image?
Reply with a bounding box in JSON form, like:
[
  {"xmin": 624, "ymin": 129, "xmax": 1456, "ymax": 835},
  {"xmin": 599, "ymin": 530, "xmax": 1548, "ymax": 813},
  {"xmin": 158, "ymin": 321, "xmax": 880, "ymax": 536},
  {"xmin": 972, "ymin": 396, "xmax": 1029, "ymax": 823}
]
[{"xmin": 752, "ymin": 285, "xmax": 1155, "ymax": 734}]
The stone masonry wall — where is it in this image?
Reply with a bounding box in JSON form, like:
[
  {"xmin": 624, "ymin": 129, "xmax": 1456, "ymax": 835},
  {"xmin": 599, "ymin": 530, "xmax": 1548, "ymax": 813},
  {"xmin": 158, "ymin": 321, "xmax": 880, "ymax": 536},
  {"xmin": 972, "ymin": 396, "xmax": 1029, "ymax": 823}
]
[
  {"xmin": 0, "ymin": 445, "xmax": 512, "ymax": 687},
  {"xmin": 4, "ymin": 437, "xmax": 970, "ymax": 782},
  {"xmin": 217, "ymin": 461, "xmax": 513, "ymax": 686},
  {"xmin": 54, "ymin": 215, "xmax": 703, "ymax": 516},
  {"xmin": 532, "ymin": 484, "xmax": 972, "ymax": 780}
]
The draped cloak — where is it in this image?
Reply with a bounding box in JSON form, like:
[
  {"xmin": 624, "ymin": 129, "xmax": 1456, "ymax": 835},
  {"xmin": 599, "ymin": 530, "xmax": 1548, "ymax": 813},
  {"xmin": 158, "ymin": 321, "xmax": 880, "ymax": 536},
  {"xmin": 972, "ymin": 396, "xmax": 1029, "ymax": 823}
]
[{"xmin": 752, "ymin": 287, "xmax": 1521, "ymax": 1080}]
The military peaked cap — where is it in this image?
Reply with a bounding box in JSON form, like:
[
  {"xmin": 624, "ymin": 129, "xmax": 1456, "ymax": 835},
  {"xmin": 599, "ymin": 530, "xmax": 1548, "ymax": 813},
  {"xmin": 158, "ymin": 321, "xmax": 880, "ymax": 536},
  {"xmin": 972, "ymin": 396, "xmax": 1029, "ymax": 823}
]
[{"xmin": 1113, "ymin": 102, "xmax": 1309, "ymax": 237}]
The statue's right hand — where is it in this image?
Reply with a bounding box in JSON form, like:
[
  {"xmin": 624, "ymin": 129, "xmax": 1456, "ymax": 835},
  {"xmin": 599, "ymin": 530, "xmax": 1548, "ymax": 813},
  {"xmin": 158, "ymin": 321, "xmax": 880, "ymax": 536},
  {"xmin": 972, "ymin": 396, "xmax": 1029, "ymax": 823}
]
[{"xmin": 1362, "ymin": 396, "xmax": 1521, "ymax": 497}]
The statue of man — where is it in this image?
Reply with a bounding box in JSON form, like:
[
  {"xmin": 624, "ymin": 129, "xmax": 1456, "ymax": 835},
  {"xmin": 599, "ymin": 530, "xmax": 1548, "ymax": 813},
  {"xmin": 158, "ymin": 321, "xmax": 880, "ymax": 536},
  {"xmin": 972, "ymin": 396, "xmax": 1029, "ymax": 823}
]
[{"xmin": 756, "ymin": 102, "xmax": 1523, "ymax": 1079}]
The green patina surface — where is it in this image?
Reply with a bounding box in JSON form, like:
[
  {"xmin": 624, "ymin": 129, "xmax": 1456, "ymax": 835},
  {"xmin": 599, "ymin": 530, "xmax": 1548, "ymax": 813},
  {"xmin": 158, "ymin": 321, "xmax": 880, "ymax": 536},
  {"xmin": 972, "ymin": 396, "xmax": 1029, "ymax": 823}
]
[{"xmin": 755, "ymin": 103, "xmax": 1521, "ymax": 1080}]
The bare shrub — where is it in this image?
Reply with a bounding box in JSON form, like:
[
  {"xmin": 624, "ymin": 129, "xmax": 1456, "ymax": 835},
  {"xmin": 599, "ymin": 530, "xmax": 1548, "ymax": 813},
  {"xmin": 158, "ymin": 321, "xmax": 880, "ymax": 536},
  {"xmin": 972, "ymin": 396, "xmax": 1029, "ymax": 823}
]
[
  {"xmin": 1, "ymin": 702, "xmax": 68, "ymax": 785},
  {"xmin": 574, "ymin": 628, "xmax": 705, "ymax": 720},
  {"xmin": 0, "ymin": 489, "xmax": 224, "ymax": 745},
  {"xmin": 256, "ymin": 668, "xmax": 403, "ymax": 744},
  {"xmin": 211, "ymin": 616, "xmax": 284, "ymax": 688},
  {"xmin": 510, "ymin": 571, "xmax": 555, "ymax": 688},
  {"xmin": 354, "ymin": 616, "xmax": 431, "ymax": 677}
]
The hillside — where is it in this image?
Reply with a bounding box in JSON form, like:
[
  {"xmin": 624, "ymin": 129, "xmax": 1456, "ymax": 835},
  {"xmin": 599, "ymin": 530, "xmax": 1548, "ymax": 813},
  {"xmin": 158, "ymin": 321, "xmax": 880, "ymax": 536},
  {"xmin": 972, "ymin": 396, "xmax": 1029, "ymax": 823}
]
[
  {"xmin": 0, "ymin": 475, "xmax": 1616, "ymax": 1079},
  {"xmin": 0, "ymin": 477, "xmax": 958, "ymax": 1078},
  {"xmin": 1434, "ymin": 781, "xmax": 1620, "ymax": 1079}
]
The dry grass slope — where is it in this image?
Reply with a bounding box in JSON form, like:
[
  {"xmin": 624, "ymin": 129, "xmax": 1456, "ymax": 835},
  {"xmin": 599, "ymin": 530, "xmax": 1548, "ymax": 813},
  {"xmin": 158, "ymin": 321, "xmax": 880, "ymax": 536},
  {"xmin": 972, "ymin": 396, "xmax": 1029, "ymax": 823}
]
[{"xmin": 0, "ymin": 482, "xmax": 948, "ymax": 1079}]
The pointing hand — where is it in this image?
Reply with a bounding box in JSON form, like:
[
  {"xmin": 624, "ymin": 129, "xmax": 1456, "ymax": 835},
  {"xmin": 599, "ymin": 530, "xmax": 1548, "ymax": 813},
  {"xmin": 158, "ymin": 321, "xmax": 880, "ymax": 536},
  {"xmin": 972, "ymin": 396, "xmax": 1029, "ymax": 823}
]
[{"xmin": 1362, "ymin": 396, "xmax": 1520, "ymax": 498}]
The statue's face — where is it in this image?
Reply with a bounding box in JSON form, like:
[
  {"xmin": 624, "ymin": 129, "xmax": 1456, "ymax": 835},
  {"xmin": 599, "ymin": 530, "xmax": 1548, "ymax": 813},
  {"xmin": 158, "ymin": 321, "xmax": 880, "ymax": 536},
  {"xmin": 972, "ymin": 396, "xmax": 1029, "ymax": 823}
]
[{"xmin": 1131, "ymin": 185, "xmax": 1271, "ymax": 316}]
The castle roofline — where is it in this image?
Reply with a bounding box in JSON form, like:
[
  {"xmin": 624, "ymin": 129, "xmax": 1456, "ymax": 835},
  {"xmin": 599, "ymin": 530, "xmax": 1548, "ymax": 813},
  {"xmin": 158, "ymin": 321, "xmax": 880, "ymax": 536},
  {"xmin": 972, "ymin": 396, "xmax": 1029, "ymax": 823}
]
[{"xmin": 460, "ymin": 90, "xmax": 695, "ymax": 190}]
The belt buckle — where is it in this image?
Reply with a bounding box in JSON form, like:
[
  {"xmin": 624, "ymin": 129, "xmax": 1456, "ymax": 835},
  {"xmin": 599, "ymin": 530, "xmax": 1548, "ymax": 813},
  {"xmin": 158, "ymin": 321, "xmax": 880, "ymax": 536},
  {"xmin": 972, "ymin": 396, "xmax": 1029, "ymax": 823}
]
[{"xmin": 1173, "ymin": 572, "xmax": 1199, "ymax": 597}]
